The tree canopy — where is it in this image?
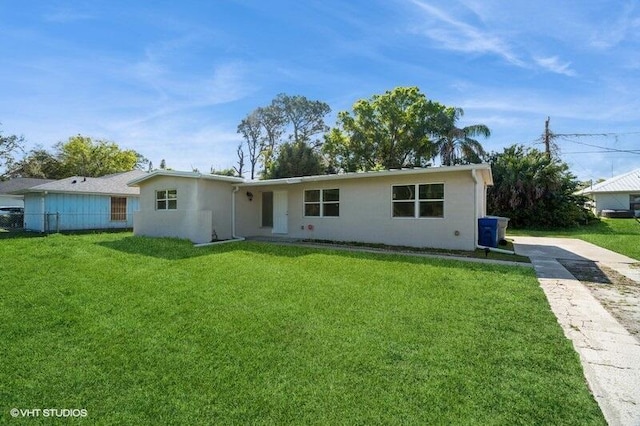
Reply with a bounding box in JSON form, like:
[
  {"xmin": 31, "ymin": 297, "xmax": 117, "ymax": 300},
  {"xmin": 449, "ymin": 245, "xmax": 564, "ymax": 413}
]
[
  {"xmin": 323, "ymin": 87, "xmax": 459, "ymax": 172},
  {"xmin": 265, "ymin": 141, "xmax": 325, "ymax": 179},
  {"xmin": 237, "ymin": 93, "xmax": 330, "ymax": 179},
  {"xmin": 487, "ymin": 144, "xmax": 593, "ymax": 228},
  {"xmin": 237, "ymin": 110, "xmax": 268, "ymax": 180},
  {"xmin": 275, "ymin": 93, "xmax": 330, "ymax": 147},
  {"xmin": 210, "ymin": 167, "xmax": 237, "ymax": 177},
  {"xmin": 0, "ymin": 127, "xmax": 25, "ymax": 178},
  {"xmin": 55, "ymin": 135, "xmax": 147, "ymax": 177},
  {"xmin": 6, "ymin": 148, "xmax": 61, "ymax": 179},
  {"xmin": 235, "ymin": 88, "xmax": 489, "ymax": 178},
  {"xmin": 436, "ymin": 108, "xmax": 490, "ymax": 166},
  {"xmin": 7, "ymin": 135, "xmax": 147, "ymax": 179}
]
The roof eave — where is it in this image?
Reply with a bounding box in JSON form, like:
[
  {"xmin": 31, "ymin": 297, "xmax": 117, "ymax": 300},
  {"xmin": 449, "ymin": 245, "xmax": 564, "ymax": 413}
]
[
  {"xmin": 128, "ymin": 170, "xmax": 245, "ymax": 186},
  {"xmin": 18, "ymin": 189, "xmax": 140, "ymax": 196},
  {"xmin": 238, "ymin": 164, "xmax": 492, "ymax": 187}
]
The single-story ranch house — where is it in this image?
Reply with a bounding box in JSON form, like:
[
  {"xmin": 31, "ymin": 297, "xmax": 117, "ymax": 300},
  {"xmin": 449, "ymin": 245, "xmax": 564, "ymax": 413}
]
[
  {"xmin": 128, "ymin": 164, "xmax": 493, "ymax": 251},
  {"xmin": 578, "ymin": 168, "xmax": 640, "ymax": 217},
  {"xmin": 14, "ymin": 170, "xmax": 144, "ymax": 232}
]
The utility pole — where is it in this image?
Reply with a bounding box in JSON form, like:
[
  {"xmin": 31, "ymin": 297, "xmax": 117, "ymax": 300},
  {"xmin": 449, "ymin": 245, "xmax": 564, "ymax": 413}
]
[{"xmin": 544, "ymin": 116, "xmax": 551, "ymax": 159}]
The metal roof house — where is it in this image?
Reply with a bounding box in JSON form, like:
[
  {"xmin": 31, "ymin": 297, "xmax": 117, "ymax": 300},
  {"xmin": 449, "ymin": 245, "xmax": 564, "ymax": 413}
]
[
  {"xmin": 128, "ymin": 164, "xmax": 493, "ymax": 251},
  {"xmin": 578, "ymin": 168, "xmax": 640, "ymax": 217},
  {"xmin": 0, "ymin": 178, "xmax": 54, "ymax": 207},
  {"xmin": 13, "ymin": 170, "xmax": 146, "ymax": 232}
]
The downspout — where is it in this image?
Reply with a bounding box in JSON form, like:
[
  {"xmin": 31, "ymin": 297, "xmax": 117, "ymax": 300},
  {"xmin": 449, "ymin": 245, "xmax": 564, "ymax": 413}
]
[
  {"xmin": 473, "ymin": 169, "xmax": 515, "ymax": 255},
  {"xmin": 471, "ymin": 169, "xmax": 479, "ymax": 248}
]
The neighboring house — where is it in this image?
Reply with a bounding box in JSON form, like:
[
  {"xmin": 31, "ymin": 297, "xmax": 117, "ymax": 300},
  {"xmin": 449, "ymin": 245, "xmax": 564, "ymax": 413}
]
[
  {"xmin": 0, "ymin": 178, "xmax": 54, "ymax": 207},
  {"xmin": 128, "ymin": 164, "xmax": 493, "ymax": 251},
  {"xmin": 578, "ymin": 168, "xmax": 640, "ymax": 217},
  {"xmin": 13, "ymin": 170, "xmax": 145, "ymax": 232}
]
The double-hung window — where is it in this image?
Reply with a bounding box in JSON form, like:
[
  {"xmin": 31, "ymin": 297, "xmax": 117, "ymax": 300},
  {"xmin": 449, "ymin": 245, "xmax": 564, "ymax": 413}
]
[
  {"xmin": 156, "ymin": 189, "xmax": 177, "ymax": 210},
  {"xmin": 304, "ymin": 189, "xmax": 340, "ymax": 217},
  {"xmin": 392, "ymin": 183, "xmax": 444, "ymax": 218}
]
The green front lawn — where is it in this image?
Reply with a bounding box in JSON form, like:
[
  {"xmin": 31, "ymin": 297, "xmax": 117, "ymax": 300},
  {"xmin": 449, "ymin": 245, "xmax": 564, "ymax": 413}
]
[
  {"xmin": 1, "ymin": 233, "xmax": 604, "ymax": 424},
  {"xmin": 509, "ymin": 218, "xmax": 640, "ymax": 260}
]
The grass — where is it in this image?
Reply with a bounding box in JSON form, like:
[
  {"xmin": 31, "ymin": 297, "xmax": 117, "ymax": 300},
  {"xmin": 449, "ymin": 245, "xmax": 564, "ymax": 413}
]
[
  {"xmin": 508, "ymin": 218, "xmax": 640, "ymax": 261},
  {"xmin": 1, "ymin": 233, "xmax": 604, "ymax": 424}
]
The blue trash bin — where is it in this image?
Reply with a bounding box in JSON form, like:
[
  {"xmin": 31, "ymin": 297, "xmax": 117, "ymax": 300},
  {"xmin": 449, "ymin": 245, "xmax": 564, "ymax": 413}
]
[{"xmin": 478, "ymin": 217, "xmax": 498, "ymax": 248}]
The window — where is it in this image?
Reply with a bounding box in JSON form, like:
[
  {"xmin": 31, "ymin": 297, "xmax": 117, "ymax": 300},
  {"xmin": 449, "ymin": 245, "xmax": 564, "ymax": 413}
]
[
  {"xmin": 304, "ymin": 189, "xmax": 340, "ymax": 217},
  {"xmin": 156, "ymin": 189, "xmax": 177, "ymax": 210},
  {"xmin": 262, "ymin": 191, "xmax": 273, "ymax": 227},
  {"xmin": 110, "ymin": 197, "xmax": 127, "ymax": 221},
  {"xmin": 392, "ymin": 183, "xmax": 444, "ymax": 218},
  {"xmin": 631, "ymin": 194, "xmax": 640, "ymax": 212},
  {"xmin": 392, "ymin": 185, "xmax": 415, "ymax": 217}
]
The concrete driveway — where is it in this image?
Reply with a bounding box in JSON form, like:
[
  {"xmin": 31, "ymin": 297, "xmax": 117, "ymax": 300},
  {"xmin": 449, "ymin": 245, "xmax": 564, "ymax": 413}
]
[{"xmin": 512, "ymin": 236, "xmax": 640, "ymax": 426}]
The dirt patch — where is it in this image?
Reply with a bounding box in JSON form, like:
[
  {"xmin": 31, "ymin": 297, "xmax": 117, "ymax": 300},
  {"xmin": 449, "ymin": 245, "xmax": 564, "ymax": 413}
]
[{"xmin": 559, "ymin": 259, "xmax": 640, "ymax": 342}]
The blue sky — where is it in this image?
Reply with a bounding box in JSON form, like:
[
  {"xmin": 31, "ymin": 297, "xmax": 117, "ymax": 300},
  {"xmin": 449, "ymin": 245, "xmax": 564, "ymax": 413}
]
[{"xmin": 1, "ymin": 0, "xmax": 639, "ymax": 181}]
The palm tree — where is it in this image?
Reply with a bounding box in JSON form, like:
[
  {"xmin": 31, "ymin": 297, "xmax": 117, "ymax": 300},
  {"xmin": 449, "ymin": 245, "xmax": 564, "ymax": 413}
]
[{"xmin": 435, "ymin": 108, "xmax": 490, "ymax": 166}]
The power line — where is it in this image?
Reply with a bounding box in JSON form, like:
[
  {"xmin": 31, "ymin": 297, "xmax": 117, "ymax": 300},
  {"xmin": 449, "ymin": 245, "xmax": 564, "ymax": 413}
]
[
  {"xmin": 538, "ymin": 117, "xmax": 640, "ymax": 157},
  {"xmin": 562, "ymin": 151, "xmax": 639, "ymax": 154},
  {"xmin": 556, "ymin": 131, "xmax": 640, "ymax": 137},
  {"xmin": 559, "ymin": 136, "xmax": 640, "ymax": 155}
]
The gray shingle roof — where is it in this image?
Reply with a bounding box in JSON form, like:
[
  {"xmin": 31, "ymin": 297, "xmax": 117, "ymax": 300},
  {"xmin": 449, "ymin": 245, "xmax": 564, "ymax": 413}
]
[
  {"xmin": 13, "ymin": 170, "xmax": 146, "ymax": 196},
  {"xmin": 579, "ymin": 168, "xmax": 640, "ymax": 194},
  {"xmin": 0, "ymin": 178, "xmax": 55, "ymax": 194}
]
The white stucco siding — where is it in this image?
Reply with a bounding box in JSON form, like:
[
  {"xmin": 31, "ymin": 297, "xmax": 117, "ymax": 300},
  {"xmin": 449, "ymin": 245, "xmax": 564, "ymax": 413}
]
[
  {"xmin": 196, "ymin": 180, "xmax": 235, "ymax": 240},
  {"xmin": 134, "ymin": 209, "xmax": 213, "ymax": 243},
  {"xmin": 237, "ymin": 170, "xmax": 480, "ymax": 250},
  {"xmin": 133, "ymin": 176, "xmax": 213, "ymax": 243}
]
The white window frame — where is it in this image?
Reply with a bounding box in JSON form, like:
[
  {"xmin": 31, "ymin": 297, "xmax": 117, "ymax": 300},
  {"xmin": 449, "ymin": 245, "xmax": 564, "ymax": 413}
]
[
  {"xmin": 391, "ymin": 183, "xmax": 444, "ymax": 219},
  {"xmin": 156, "ymin": 189, "xmax": 177, "ymax": 210},
  {"xmin": 303, "ymin": 188, "xmax": 340, "ymax": 218}
]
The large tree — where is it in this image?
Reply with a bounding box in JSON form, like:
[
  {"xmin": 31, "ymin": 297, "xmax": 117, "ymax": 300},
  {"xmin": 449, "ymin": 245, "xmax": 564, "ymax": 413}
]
[
  {"xmin": 237, "ymin": 94, "xmax": 330, "ymax": 179},
  {"xmin": 5, "ymin": 147, "xmax": 62, "ymax": 179},
  {"xmin": 256, "ymin": 105, "xmax": 286, "ymax": 174},
  {"xmin": 323, "ymin": 87, "xmax": 449, "ymax": 172},
  {"xmin": 4, "ymin": 132, "xmax": 147, "ymax": 179},
  {"xmin": 55, "ymin": 135, "xmax": 147, "ymax": 177},
  {"xmin": 435, "ymin": 108, "xmax": 490, "ymax": 166},
  {"xmin": 237, "ymin": 111, "xmax": 265, "ymax": 180},
  {"xmin": 487, "ymin": 144, "xmax": 593, "ymax": 228},
  {"xmin": 265, "ymin": 141, "xmax": 325, "ymax": 179},
  {"xmin": 273, "ymin": 93, "xmax": 331, "ymax": 147},
  {"xmin": 0, "ymin": 127, "xmax": 25, "ymax": 178}
]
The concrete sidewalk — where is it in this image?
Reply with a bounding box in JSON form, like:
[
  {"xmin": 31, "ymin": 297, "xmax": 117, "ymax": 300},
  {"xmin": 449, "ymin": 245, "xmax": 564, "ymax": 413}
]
[{"xmin": 512, "ymin": 237, "xmax": 640, "ymax": 426}]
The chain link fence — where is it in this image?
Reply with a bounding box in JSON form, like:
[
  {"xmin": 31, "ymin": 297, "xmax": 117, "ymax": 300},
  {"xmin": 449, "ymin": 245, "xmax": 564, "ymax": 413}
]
[
  {"xmin": 0, "ymin": 210, "xmax": 24, "ymax": 230},
  {"xmin": 2, "ymin": 211, "xmax": 134, "ymax": 233}
]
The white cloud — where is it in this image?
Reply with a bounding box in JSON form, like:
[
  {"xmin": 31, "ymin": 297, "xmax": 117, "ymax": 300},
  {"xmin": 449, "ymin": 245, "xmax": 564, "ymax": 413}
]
[
  {"xmin": 590, "ymin": 3, "xmax": 640, "ymax": 49},
  {"xmin": 122, "ymin": 60, "xmax": 255, "ymax": 125},
  {"xmin": 534, "ymin": 56, "xmax": 576, "ymax": 77},
  {"xmin": 407, "ymin": 0, "xmax": 524, "ymax": 66}
]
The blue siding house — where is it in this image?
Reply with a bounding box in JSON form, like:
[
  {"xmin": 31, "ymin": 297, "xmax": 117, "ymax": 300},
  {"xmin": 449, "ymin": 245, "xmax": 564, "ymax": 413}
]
[{"xmin": 15, "ymin": 170, "xmax": 145, "ymax": 232}]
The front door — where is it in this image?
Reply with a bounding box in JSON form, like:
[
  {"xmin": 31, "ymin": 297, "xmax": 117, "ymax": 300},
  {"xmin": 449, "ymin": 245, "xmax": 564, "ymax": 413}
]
[{"xmin": 272, "ymin": 190, "xmax": 288, "ymax": 234}]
